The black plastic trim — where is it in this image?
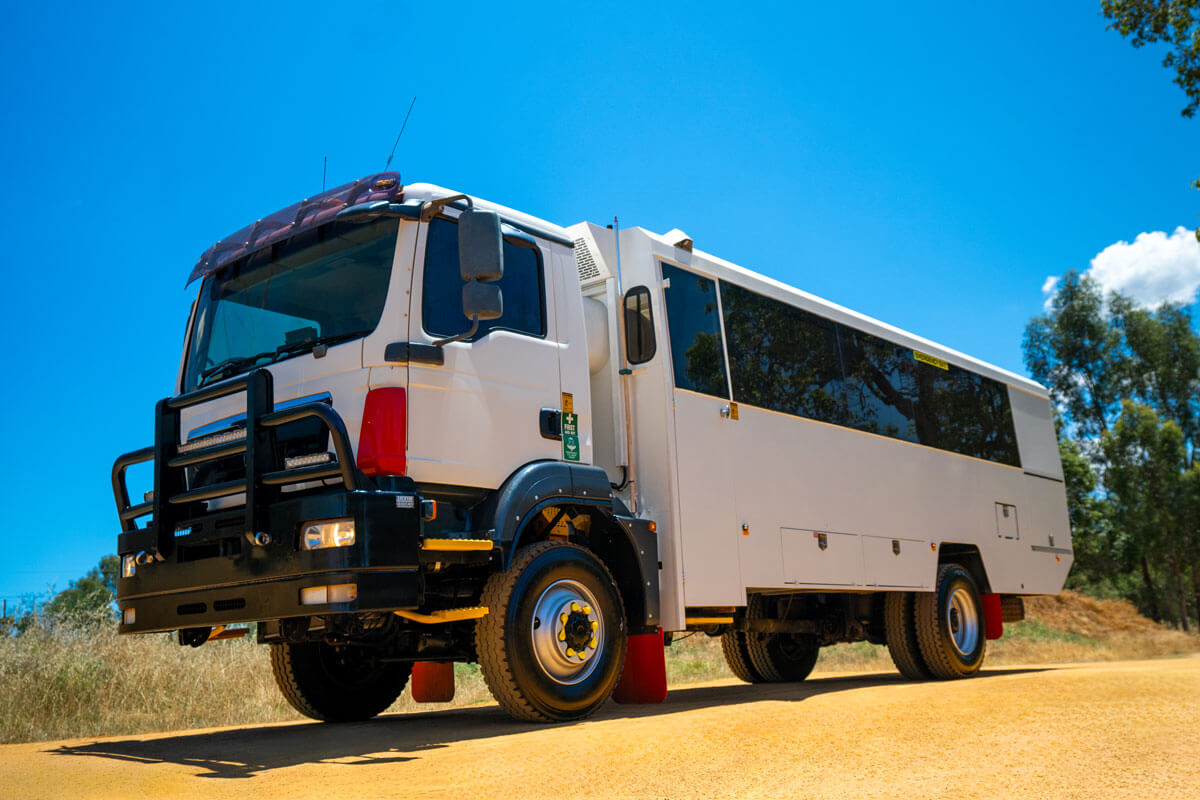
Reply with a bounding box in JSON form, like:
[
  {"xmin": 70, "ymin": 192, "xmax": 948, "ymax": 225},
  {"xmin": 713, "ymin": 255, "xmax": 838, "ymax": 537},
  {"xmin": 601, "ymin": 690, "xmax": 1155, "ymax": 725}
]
[{"xmin": 384, "ymin": 341, "xmax": 445, "ymax": 365}]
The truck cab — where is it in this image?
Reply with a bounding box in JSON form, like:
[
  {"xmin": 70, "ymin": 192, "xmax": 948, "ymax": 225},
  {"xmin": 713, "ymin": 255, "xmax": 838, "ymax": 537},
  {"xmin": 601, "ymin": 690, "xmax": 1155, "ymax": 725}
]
[{"xmin": 113, "ymin": 174, "xmax": 659, "ymax": 723}]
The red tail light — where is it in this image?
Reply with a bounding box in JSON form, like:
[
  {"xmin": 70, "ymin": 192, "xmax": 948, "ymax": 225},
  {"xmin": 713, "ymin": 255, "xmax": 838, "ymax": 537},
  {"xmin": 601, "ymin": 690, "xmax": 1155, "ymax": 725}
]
[{"xmin": 357, "ymin": 387, "xmax": 406, "ymax": 476}]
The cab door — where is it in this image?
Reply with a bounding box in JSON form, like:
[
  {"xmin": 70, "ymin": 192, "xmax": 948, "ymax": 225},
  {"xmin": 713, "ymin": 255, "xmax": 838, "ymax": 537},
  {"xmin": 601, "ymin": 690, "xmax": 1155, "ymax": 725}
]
[
  {"xmin": 406, "ymin": 214, "xmax": 563, "ymax": 490},
  {"xmin": 660, "ymin": 261, "xmax": 742, "ymax": 607}
]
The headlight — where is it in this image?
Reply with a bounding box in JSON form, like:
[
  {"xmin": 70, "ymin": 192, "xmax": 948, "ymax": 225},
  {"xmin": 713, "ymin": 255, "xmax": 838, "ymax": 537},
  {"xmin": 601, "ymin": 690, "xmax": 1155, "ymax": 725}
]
[{"xmin": 300, "ymin": 519, "xmax": 355, "ymax": 550}]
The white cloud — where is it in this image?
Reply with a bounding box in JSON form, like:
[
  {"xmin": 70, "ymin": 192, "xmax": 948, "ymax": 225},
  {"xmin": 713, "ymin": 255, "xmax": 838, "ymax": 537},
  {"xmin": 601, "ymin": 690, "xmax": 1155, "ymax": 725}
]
[{"xmin": 1041, "ymin": 227, "xmax": 1200, "ymax": 311}]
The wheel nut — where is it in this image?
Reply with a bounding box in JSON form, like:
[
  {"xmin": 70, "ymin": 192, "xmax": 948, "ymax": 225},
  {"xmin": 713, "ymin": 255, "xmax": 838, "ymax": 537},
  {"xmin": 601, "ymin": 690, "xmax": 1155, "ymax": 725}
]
[
  {"xmin": 570, "ymin": 602, "xmax": 580, "ymax": 612},
  {"xmin": 566, "ymin": 648, "xmax": 576, "ymax": 657}
]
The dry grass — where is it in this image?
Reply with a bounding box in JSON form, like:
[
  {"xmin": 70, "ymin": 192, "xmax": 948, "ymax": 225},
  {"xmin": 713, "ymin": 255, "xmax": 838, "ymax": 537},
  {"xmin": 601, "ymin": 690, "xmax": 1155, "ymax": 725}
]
[{"xmin": 1, "ymin": 590, "xmax": 1195, "ymax": 745}]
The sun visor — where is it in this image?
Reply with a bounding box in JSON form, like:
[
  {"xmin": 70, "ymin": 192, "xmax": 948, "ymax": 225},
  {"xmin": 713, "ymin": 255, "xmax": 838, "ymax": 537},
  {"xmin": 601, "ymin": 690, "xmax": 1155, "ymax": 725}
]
[{"xmin": 187, "ymin": 172, "xmax": 403, "ymax": 286}]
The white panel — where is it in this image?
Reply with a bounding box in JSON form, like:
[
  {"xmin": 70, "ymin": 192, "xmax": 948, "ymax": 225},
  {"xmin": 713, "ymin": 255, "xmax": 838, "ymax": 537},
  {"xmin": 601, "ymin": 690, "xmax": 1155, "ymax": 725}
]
[
  {"xmin": 862, "ymin": 535, "xmax": 931, "ymax": 588},
  {"xmin": 674, "ymin": 390, "xmax": 741, "ymax": 605},
  {"xmin": 781, "ymin": 528, "xmax": 862, "ymax": 586},
  {"xmin": 995, "ymin": 503, "xmax": 1019, "ymax": 539},
  {"xmin": 1010, "ymin": 387, "xmax": 1062, "ymax": 480}
]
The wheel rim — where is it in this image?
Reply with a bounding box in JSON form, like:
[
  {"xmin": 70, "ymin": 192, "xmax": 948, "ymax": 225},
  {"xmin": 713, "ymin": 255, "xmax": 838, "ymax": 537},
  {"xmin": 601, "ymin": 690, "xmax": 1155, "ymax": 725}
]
[
  {"xmin": 530, "ymin": 578, "xmax": 604, "ymax": 685},
  {"xmin": 945, "ymin": 586, "xmax": 980, "ymax": 657}
]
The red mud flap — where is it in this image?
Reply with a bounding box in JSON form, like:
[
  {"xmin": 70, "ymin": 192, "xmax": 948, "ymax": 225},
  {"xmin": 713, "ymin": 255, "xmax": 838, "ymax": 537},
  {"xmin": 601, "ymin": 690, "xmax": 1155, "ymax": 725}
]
[
  {"xmin": 612, "ymin": 629, "xmax": 667, "ymax": 704},
  {"xmin": 981, "ymin": 593, "xmax": 1004, "ymax": 640},
  {"xmin": 411, "ymin": 661, "xmax": 455, "ymax": 703}
]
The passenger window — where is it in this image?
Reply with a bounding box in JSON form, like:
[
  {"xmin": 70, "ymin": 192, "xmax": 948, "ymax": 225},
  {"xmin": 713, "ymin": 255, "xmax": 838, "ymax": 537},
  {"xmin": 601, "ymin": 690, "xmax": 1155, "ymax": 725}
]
[
  {"xmin": 839, "ymin": 328, "xmax": 919, "ymax": 443},
  {"xmin": 422, "ymin": 216, "xmax": 546, "ymax": 340},
  {"xmin": 661, "ymin": 263, "xmax": 729, "ymax": 397},
  {"xmin": 721, "ymin": 281, "xmax": 845, "ymax": 424}
]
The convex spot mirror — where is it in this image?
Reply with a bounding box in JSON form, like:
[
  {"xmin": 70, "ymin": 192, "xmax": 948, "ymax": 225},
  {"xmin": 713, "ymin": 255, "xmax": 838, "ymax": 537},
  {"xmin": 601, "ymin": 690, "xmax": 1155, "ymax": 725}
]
[
  {"xmin": 463, "ymin": 281, "xmax": 503, "ymax": 322},
  {"xmin": 623, "ymin": 285, "xmax": 656, "ymax": 364},
  {"xmin": 458, "ymin": 209, "xmax": 504, "ymax": 283}
]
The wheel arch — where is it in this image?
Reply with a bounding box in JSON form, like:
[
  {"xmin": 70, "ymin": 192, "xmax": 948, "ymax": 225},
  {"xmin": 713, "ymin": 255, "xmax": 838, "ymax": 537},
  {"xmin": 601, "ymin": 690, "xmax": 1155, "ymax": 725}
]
[
  {"xmin": 936, "ymin": 542, "xmax": 992, "ymax": 594},
  {"xmin": 473, "ymin": 461, "xmax": 660, "ymax": 632}
]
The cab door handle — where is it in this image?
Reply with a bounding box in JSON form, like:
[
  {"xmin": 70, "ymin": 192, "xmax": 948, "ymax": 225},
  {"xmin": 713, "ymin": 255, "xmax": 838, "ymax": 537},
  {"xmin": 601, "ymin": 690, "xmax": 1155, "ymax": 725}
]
[{"xmin": 539, "ymin": 408, "xmax": 562, "ymax": 440}]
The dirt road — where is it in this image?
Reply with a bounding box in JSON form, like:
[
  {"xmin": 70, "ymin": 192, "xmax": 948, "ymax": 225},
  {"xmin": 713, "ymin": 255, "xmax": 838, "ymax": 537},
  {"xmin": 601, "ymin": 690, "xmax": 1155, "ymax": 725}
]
[{"xmin": 3, "ymin": 656, "xmax": 1196, "ymax": 800}]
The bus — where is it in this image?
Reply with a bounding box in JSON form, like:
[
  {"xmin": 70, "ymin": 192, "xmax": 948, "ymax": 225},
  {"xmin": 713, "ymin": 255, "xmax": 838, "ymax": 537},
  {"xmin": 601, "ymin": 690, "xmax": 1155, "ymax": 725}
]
[{"xmin": 112, "ymin": 173, "xmax": 1071, "ymax": 722}]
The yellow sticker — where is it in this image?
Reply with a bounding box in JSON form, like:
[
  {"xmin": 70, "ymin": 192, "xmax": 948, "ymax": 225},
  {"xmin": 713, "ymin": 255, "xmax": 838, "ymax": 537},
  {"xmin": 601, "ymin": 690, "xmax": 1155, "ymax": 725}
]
[
  {"xmin": 913, "ymin": 350, "xmax": 949, "ymax": 370},
  {"xmin": 561, "ymin": 392, "xmax": 574, "ymax": 414}
]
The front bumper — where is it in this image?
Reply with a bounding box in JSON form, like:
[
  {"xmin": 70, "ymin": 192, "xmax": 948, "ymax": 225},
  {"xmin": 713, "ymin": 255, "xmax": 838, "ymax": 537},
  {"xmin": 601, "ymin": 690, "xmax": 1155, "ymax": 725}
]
[{"xmin": 118, "ymin": 489, "xmax": 424, "ymax": 634}]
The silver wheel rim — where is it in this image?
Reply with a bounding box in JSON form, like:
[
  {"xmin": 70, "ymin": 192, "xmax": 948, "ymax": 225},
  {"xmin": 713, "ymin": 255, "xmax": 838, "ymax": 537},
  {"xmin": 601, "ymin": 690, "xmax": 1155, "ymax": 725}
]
[
  {"xmin": 946, "ymin": 586, "xmax": 980, "ymax": 657},
  {"xmin": 530, "ymin": 578, "xmax": 604, "ymax": 685}
]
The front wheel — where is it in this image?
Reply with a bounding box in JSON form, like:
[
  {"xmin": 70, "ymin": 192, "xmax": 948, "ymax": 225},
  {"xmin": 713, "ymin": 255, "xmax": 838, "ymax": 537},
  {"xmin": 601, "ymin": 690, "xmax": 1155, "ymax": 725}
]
[
  {"xmin": 914, "ymin": 563, "xmax": 986, "ymax": 679},
  {"xmin": 476, "ymin": 541, "xmax": 627, "ymax": 722}
]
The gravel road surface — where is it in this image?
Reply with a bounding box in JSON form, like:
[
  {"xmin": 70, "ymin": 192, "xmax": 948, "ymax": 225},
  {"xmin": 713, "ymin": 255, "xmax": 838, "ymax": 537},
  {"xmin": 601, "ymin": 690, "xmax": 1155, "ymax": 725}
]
[{"xmin": 4, "ymin": 656, "xmax": 1197, "ymax": 799}]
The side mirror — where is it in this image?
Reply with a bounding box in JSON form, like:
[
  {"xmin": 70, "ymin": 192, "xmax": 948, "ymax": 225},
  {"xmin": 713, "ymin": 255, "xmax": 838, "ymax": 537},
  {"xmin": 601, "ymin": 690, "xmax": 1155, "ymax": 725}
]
[
  {"xmin": 458, "ymin": 209, "xmax": 504, "ymax": 282},
  {"xmin": 623, "ymin": 286, "xmax": 656, "ymax": 364},
  {"xmin": 463, "ymin": 282, "xmax": 503, "ymax": 322}
]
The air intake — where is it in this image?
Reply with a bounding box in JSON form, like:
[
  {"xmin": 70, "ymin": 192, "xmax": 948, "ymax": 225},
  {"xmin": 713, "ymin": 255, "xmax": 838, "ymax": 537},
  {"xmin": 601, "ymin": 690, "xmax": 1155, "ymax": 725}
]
[{"xmin": 574, "ymin": 237, "xmax": 601, "ymax": 283}]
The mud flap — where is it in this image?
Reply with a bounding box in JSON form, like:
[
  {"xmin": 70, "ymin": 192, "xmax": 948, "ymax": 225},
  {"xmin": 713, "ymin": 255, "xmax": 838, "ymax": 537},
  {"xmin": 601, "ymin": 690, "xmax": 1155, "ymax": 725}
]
[
  {"xmin": 411, "ymin": 661, "xmax": 456, "ymax": 703},
  {"xmin": 612, "ymin": 629, "xmax": 667, "ymax": 704},
  {"xmin": 981, "ymin": 593, "xmax": 1004, "ymax": 640}
]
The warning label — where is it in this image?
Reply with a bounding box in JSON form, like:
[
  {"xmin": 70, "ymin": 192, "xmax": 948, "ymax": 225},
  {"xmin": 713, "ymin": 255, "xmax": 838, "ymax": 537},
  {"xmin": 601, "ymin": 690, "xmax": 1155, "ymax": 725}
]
[{"xmin": 913, "ymin": 350, "xmax": 949, "ymax": 371}]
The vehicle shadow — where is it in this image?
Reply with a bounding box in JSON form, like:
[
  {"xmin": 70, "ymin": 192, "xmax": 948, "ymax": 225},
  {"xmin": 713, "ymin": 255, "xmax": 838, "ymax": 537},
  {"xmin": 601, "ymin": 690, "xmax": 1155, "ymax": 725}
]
[{"xmin": 48, "ymin": 668, "xmax": 1047, "ymax": 780}]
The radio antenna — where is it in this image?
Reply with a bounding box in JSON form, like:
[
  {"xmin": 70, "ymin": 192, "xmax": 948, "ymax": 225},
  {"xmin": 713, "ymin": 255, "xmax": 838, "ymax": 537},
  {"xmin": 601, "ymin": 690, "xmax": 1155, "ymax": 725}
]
[
  {"xmin": 322, "ymin": 155, "xmax": 327, "ymax": 192},
  {"xmin": 384, "ymin": 96, "xmax": 417, "ymax": 172}
]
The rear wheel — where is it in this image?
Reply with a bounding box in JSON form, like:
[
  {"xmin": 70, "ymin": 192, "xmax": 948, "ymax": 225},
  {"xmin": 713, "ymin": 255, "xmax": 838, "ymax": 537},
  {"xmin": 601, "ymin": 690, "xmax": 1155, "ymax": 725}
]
[
  {"xmin": 476, "ymin": 541, "xmax": 627, "ymax": 722},
  {"xmin": 744, "ymin": 595, "xmax": 820, "ymax": 682},
  {"xmin": 720, "ymin": 631, "xmax": 764, "ymax": 683},
  {"xmin": 915, "ymin": 564, "xmax": 986, "ymax": 679},
  {"xmin": 884, "ymin": 591, "xmax": 932, "ymax": 680},
  {"xmin": 270, "ymin": 641, "xmax": 411, "ymax": 722}
]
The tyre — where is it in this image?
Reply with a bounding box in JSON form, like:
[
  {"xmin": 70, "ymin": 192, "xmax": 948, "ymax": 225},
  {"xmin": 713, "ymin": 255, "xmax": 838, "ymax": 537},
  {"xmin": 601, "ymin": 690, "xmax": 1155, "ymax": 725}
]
[
  {"xmin": 884, "ymin": 591, "xmax": 932, "ymax": 680},
  {"xmin": 744, "ymin": 595, "xmax": 820, "ymax": 683},
  {"xmin": 476, "ymin": 541, "xmax": 627, "ymax": 722},
  {"xmin": 270, "ymin": 640, "xmax": 411, "ymax": 722},
  {"xmin": 721, "ymin": 630, "xmax": 764, "ymax": 683},
  {"xmin": 914, "ymin": 563, "xmax": 986, "ymax": 679}
]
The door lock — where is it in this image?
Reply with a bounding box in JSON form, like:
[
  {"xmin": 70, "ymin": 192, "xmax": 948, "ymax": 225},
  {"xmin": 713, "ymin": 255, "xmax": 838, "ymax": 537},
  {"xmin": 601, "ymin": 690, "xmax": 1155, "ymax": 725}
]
[{"xmin": 720, "ymin": 402, "xmax": 739, "ymax": 420}]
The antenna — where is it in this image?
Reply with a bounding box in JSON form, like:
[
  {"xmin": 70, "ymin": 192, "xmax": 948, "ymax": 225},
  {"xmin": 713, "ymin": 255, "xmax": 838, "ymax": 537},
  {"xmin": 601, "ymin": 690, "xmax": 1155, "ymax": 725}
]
[
  {"xmin": 322, "ymin": 155, "xmax": 327, "ymax": 192},
  {"xmin": 384, "ymin": 96, "xmax": 417, "ymax": 172}
]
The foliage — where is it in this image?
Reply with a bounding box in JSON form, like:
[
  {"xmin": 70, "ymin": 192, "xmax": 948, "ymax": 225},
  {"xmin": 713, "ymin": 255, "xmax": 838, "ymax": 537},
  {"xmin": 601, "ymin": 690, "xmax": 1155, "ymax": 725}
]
[
  {"xmin": 1102, "ymin": 0, "xmax": 1200, "ymax": 118},
  {"xmin": 1024, "ymin": 273, "xmax": 1199, "ymax": 629},
  {"xmin": 1102, "ymin": 0, "xmax": 1200, "ymax": 239}
]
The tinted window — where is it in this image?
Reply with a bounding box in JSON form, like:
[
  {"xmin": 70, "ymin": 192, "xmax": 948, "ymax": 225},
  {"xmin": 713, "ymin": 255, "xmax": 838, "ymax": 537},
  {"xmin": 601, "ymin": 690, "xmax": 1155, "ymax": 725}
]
[
  {"xmin": 662, "ymin": 263, "xmax": 728, "ymax": 397},
  {"xmin": 721, "ymin": 281, "xmax": 845, "ymax": 423},
  {"xmin": 423, "ymin": 216, "xmax": 545, "ymax": 340},
  {"xmin": 839, "ymin": 328, "xmax": 920, "ymax": 443}
]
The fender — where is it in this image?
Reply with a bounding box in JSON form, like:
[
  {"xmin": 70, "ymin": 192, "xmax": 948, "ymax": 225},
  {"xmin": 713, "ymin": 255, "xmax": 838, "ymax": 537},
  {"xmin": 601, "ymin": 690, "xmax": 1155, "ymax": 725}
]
[{"xmin": 472, "ymin": 461, "xmax": 660, "ymax": 629}]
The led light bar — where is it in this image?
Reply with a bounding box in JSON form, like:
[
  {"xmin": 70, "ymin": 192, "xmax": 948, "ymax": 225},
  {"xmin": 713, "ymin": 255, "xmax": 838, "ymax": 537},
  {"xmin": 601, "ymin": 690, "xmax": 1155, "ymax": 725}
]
[
  {"xmin": 178, "ymin": 428, "xmax": 246, "ymax": 454},
  {"xmin": 284, "ymin": 452, "xmax": 334, "ymax": 470}
]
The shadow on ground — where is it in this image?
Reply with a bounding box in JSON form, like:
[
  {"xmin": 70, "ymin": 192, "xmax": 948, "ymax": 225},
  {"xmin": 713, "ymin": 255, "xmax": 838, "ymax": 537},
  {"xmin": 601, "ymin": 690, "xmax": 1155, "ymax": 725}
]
[{"xmin": 48, "ymin": 668, "xmax": 1046, "ymax": 779}]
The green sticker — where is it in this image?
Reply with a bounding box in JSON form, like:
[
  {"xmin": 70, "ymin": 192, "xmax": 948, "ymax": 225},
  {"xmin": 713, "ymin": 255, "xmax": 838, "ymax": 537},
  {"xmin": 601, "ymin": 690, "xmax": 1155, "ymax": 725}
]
[{"xmin": 562, "ymin": 412, "xmax": 580, "ymax": 462}]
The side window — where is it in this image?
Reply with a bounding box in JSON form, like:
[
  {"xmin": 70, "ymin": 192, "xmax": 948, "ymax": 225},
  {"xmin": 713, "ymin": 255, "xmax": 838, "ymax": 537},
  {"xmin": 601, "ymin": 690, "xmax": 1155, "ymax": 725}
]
[
  {"xmin": 839, "ymin": 328, "xmax": 919, "ymax": 443},
  {"xmin": 721, "ymin": 281, "xmax": 845, "ymax": 424},
  {"xmin": 661, "ymin": 263, "xmax": 728, "ymax": 397},
  {"xmin": 422, "ymin": 216, "xmax": 546, "ymax": 340}
]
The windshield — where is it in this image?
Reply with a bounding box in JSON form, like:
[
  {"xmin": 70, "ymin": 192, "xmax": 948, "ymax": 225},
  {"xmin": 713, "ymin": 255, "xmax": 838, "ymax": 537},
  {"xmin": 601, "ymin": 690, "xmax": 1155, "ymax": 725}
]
[{"xmin": 182, "ymin": 218, "xmax": 400, "ymax": 391}]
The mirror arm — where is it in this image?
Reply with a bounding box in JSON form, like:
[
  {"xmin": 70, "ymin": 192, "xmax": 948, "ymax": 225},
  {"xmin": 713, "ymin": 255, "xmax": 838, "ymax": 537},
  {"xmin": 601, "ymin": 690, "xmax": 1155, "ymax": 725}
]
[
  {"xmin": 420, "ymin": 193, "xmax": 474, "ymax": 222},
  {"xmin": 432, "ymin": 316, "xmax": 480, "ymax": 348}
]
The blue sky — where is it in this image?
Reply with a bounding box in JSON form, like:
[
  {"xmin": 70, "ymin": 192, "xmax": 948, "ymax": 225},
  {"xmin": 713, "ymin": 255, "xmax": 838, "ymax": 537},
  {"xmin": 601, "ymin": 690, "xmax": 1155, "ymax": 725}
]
[{"xmin": 1, "ymin": 2, "xmax": 1197, "ymax": 602}]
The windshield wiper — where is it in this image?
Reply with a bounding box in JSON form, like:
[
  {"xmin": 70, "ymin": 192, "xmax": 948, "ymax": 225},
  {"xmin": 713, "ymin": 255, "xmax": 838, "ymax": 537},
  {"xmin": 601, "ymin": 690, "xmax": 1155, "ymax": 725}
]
[
  {"xmin": 197, "ymin": 351, "xmax": 276, "ymax": 386},
  {"xmin": 271, "ymin": 329, "xmax": 373, "ymax": 360},
  {"xmin": 197, "ymin": 330, "xmax": 374, "ymax": 388}
]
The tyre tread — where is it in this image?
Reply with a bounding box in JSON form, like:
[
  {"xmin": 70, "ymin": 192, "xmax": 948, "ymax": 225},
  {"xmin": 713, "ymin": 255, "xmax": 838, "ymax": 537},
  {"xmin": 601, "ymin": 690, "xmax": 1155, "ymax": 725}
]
[{"xmin": 884, "ymin": 591, "xmax": 931, "ymax": 680}]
